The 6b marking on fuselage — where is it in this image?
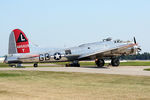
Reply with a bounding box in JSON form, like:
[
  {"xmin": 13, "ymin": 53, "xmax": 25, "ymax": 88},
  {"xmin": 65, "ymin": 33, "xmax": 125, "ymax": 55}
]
[{"xmin": 39, "ymin": 52, "xmax": 62, "ymax": 61}]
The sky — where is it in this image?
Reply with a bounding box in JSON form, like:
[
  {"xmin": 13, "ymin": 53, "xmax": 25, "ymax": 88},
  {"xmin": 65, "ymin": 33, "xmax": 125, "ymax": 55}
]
[{"xmin": 0, "ymin": 0, "xmax": 150, "ymax": 55}]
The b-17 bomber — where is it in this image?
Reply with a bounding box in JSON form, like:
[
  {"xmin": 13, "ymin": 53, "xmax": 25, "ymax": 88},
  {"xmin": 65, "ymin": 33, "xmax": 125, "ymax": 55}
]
[{"xmin": 3, "ymin": 29, "xmax": 141, "ymax": 67}]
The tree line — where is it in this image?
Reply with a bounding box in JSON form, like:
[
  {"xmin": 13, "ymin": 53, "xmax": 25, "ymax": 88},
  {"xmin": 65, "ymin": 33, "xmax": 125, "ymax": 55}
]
[{"xmin": 120, "ymin": 52, "xmax": 150, "ymax": 60}]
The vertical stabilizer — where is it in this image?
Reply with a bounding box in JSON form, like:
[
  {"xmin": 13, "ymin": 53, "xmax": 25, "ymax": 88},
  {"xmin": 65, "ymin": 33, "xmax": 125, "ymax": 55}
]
[{"xmin": 8, "ymin": 29, "xmax": 30, "ymax": 54}]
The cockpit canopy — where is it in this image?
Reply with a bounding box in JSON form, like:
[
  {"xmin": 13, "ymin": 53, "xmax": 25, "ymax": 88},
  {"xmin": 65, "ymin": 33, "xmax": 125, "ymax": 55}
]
[
  {"xmin": 103, "ymin": 37, "xmax": 112, "ymax": 42},
  {"xmin": 103, "ymin": 37, "xmax": 132, "ymax": 43},
  {"xmin": 78, "ymin": 37, "xmax": 132, "ymax": 47}
]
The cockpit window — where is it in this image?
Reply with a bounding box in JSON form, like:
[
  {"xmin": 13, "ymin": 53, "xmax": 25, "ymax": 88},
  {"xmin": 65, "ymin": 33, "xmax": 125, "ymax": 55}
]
[{"xmin": 114, "ymin": 39, "xmax": 123, "ymax": 43}]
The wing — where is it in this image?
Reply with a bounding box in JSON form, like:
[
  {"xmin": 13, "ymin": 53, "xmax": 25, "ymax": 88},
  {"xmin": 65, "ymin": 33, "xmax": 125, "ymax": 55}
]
[{"xmin": 79, "ymin": 43, "xmax": 136, "ymax": 59}]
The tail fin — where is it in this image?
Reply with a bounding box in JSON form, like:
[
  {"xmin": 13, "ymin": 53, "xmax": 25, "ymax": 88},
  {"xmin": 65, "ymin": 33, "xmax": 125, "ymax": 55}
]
[{"xmin": 8, "ymin": 29, "xmax": 30, "ymax": 54}]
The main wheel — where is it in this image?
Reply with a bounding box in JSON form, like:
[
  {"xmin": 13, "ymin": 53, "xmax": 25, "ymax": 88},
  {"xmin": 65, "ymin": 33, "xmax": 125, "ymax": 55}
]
[
  {"xmin": 65, "ymin": 63, "xmax": 80, "ymax": 67},
  {"xmin": 9, "ymin": 65, "xmax": 16, "ymax": 67},
  {"xmin": 74, "ymin": 63, "xmax": 80, "ymax": 67},
  {"xmin": 95, "ymin": 59, "xmax": 105, "ymax": 67},
  {"xmin": 70, "ymin": 63, "xmax": 80, "ymax": 67},
  {"xmin": 111, "ymin": 58, "xmax": 120, "ymax": 67},
  {"xmin": 65, "ymin": 64, "xmax": 70, "ymax": 67}
]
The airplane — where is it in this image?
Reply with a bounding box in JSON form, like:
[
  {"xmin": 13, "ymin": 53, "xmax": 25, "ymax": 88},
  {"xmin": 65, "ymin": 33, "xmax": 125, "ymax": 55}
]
[{"xmin": 3, "ymin": 29, "xmax": 141, "ymax": 67}]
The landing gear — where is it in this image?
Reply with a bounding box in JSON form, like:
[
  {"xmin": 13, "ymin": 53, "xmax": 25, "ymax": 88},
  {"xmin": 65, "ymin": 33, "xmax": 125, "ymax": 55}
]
[
  {"xmin": 111, "ymin": 58, "xmax": 120, "ymax": 67},
  {"xmin": 95, "ymin": 59, "xmax": 105, "ymax": 67},
  {"xmin": 65, "ymin": 61, "xmax": 80, "ymax": 67},
  {"xmin": 9, "ymin": 64, "xmax": 16, "ymax": 67},
  {"xmin": 9, "ymin": 63, "xmax": 22, "ymax": 67},
  {"xmin": 17, "ymin": 63, "xmax": 22, "ymax": 67},
  {"xmin": 33, "ymin": 63, "xmax": 38, "ymax": 67}
]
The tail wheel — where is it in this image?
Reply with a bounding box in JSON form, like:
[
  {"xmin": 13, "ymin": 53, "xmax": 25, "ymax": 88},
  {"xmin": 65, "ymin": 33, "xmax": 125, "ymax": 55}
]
[
  {"xmin": 9, "ymin": 64, "xmax": 16, "ymax": 67},
  {"xmin": 95, "ymin": 59, "xmax": 105, "ymax": 67},
  {"xmin": 34, "ymin": 63, "xmax": 38, "ymax": 67},
  {"xmin": 111, "ymin": 58, "xmax": 120, "ymax": 67}
]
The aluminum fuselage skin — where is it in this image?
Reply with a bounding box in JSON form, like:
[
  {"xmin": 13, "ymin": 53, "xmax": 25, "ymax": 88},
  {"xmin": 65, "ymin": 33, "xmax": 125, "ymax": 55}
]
[{"xmin": 5, "ymin": 41, "xmax": 137, "ymax": 64}]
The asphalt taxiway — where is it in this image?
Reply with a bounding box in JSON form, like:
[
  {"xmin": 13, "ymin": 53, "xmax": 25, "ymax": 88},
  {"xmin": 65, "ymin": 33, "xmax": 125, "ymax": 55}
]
[{"xmin": 0, "ymin": 66, "xmax": 150, "ymax": 76}]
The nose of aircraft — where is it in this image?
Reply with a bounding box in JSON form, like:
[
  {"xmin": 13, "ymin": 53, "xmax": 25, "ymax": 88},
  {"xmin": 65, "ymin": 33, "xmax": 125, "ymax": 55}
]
[{"xmin": 133, "ymin": 37, "xmax": 141, "ymax": 53}]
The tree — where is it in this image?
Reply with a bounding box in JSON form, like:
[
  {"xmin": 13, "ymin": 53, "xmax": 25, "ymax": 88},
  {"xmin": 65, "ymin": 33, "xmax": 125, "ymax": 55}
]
[{"xmin": 120, "ymin": 52, "xmax": 150, "ymax": 60}]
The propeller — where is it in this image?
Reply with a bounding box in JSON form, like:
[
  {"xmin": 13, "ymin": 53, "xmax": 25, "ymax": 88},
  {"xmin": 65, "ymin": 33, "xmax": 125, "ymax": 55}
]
[
  {"xmin": 133, "ymin": 37, "xmax": 142, "ymax": 53},
  {"xmin": 137, "ymin": 47, "xmax": 142, "ymax": 52},
  {"xmin": 134, "ymin": 37, "xmax": 137, "ymax": 44}
]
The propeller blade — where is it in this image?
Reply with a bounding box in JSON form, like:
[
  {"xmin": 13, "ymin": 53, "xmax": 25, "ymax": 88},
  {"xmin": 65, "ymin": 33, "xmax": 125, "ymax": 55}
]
[
  {"xmin": 137, "ymin": 48, "xmax": 142, "ymax": 52},
  {"xmin": 134, "ymin": 37, "xmax": 137, "ymax": 44}
]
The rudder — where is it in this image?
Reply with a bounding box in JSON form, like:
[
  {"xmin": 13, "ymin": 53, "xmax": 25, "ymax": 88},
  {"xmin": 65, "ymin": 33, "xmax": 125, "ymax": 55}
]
[{"xmin": 8, "ymin": 29, "xmax": 30, "ymax": 54}]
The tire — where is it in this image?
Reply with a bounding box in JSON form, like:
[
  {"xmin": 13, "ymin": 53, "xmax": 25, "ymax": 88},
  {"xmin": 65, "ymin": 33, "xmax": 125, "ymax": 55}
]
[
  {"xmin": 95, "ymin": 59, "xmax": 105, "ymax": 67},
  {"xmin": 111, "ymin": 58, "xmax": 120, "ymax": 67},
  {"xmin": 9, "ymin": 65, "xmax": 16, "ymax": 67},
  {"xmin": 65, "ymin": 64, "xmax": 69, "ymax": 67},
  {"xmin": 34, "ymin": 63, "xmax": 38, "ymax": 67},
  {"xmin": 76, "ymin": 63, "xmax": 80, "ymax": 67},
  {"xmin": 66, "ymin": 63, "xmax": 80, "ymax": 67},
  {"xmin": 71, "ymin": 63, "xmax": 80, "ymax": 67}
]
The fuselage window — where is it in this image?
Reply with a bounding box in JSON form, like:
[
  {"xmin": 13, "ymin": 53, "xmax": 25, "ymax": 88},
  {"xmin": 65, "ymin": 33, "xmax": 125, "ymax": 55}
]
[{"xmin": 65, "ymin": 49, "xmax": 72, "ymax": 55}]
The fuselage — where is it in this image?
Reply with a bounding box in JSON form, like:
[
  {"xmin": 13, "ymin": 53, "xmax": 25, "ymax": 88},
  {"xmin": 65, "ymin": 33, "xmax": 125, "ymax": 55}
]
[{"xmin": 5, "ymin": 40, "xmax": 136, "ymax": 64}]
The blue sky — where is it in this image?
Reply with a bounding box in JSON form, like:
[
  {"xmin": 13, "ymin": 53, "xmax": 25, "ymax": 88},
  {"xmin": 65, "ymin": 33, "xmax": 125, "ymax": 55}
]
[{"xmin": 0, "ymin": 0, "xmax": 150, "ymax": 55}]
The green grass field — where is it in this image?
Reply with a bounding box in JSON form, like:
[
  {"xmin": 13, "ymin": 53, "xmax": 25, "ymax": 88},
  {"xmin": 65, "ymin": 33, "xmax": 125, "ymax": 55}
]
[
  {"xmin": 120, "ymin": 61, "xmax": 150, "ymax": 66},
  {"xmin": 0, "ymin": 71, "xmax": 150, "ymax": 100},
  {"xmin": 144, "ymin": 68, "xmax": 150, "ymax": 71},
  {"xmin": 0, "ymin": 61, "xmax": 150, "ymax": 99},
  {"xmin": 0, "ymin": 63, "xmax": 9, "ymax": 67}
]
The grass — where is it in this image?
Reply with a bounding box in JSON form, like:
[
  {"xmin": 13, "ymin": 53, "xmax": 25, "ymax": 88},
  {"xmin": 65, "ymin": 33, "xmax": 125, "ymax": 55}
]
[
  {"xmin": 144, "ymin": 68, "xmax": 150, "ymax": 71},
  {"xmin": 0, "ymin": 71, "xmax": 150, "ymax": 100},
  {"xmin": 0, "ymin": 73, "xmax": 24, "ymax": 77},
  {"xmin": 0, "ymin": 63, "xmax": 9, "ymax": 67},
  {"xmin": 120, "ymin": 61, "xmax": 150, "ymax": 66}
]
